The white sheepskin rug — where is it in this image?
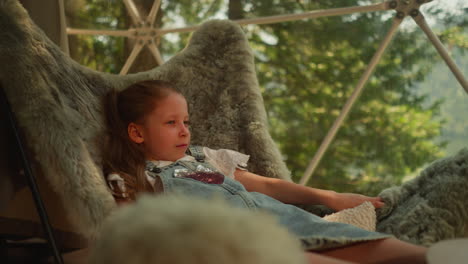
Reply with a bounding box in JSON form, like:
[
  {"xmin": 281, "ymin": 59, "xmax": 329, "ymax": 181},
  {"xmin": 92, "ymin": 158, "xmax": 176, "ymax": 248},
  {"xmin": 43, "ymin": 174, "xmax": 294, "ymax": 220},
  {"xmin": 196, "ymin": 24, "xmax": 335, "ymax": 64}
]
[
  {"xmin": 323, "ymin": 202, "xmax": 376, "ymax": 232},
  {"xmin": 89, "ymin": 195, "xmax": 307, "ymax": 264}
]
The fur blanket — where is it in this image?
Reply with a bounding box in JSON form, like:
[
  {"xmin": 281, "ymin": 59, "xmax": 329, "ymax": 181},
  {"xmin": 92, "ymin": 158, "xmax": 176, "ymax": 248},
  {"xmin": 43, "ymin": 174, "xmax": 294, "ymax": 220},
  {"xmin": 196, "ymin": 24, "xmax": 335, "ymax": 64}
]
[
  {"xmin": 307, "ymin": 149, "xmax": 468, "ymax": 245},
  {"xmin": 376, "ymin": 148, "xmax": 468, "ymax": 246}
]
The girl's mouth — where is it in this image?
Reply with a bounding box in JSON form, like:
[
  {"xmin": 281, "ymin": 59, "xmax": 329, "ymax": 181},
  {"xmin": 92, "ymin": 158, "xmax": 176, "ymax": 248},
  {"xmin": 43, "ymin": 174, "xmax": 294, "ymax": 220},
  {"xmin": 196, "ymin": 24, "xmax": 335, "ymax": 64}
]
[{"xmin": 176, "ymin": 144, "xmax": 188, "ymax": 148}]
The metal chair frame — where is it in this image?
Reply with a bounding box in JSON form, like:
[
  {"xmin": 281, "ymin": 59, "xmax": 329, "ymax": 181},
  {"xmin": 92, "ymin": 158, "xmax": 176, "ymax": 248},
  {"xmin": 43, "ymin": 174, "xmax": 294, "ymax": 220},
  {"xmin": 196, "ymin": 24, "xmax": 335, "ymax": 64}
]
[{"xmin": 0, "ymin": 85, "xmax": 64, "ymax": 264}]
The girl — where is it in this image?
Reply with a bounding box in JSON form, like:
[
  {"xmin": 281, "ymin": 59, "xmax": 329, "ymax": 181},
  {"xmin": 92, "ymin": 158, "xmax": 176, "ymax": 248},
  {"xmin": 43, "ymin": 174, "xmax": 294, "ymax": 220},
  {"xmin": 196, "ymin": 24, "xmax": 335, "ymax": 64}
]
[{"xmin": 103, "ymin": 80, "xmax": 427, "ymax": 264}]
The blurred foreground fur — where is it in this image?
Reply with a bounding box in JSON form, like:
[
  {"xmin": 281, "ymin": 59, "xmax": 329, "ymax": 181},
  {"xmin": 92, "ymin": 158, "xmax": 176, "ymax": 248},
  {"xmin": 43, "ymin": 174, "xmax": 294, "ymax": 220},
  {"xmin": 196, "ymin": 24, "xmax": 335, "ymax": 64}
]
[{"xmin": 89, "ymin": 195, "xmax": 306, "ymax": 264}]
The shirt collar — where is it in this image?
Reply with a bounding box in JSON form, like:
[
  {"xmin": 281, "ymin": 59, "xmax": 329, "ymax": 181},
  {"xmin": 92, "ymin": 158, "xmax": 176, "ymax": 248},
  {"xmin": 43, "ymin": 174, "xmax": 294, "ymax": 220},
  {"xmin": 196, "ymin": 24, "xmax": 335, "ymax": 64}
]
[{"xmin": 148, "ymin": 155, "xmax": 196, "ymax": 168}]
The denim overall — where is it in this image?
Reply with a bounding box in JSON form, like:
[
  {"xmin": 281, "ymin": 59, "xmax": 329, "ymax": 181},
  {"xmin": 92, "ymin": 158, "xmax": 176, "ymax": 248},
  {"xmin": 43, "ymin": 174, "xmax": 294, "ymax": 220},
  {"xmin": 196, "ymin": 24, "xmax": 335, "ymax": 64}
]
[{"xmin": 145, "ymin": 146, "xmax": 390, "ymax": 251}]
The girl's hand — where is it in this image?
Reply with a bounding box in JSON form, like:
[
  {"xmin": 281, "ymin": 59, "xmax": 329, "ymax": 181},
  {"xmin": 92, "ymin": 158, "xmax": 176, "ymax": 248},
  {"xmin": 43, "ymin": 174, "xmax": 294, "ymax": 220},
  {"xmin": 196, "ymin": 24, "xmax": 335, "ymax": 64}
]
[{"xmin": 327, "ymin": 192, "xmax": 385, "ymax": 211}]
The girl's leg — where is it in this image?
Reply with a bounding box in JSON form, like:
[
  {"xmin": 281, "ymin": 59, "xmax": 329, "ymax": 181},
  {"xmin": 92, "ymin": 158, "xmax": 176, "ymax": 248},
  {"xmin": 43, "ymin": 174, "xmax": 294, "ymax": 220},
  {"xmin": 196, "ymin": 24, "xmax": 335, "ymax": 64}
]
[
  {"xmin": 320, "ymin": 238, "xmax": 427, "ymax": 264},
  {"xmin": 305, "ymin": 252, "xmax": 355, "ymax": 264}
]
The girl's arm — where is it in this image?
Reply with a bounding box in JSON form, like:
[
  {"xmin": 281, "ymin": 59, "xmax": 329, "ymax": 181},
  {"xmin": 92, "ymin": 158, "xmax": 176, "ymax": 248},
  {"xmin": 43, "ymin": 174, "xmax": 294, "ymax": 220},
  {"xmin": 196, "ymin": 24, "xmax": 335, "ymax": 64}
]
[{"xmin": 234, "ymin": 169, "xmax": 384, "ymax": 211}]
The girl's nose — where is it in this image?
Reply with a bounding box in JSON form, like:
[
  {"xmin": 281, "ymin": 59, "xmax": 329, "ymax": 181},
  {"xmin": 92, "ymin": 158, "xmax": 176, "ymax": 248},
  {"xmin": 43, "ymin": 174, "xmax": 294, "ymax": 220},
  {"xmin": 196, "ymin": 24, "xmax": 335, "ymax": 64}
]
[{"xmin": 179, "ymin": 122, "xmax": 190, "ymax": 136}]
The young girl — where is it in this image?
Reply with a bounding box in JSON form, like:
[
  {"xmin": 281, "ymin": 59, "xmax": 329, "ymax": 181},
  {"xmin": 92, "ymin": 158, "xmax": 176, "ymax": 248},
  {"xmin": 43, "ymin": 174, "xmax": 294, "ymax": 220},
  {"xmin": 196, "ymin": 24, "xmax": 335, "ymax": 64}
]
[{"xmin": 103, "ymin": 80, "xmax": 427, "ymax": 264}]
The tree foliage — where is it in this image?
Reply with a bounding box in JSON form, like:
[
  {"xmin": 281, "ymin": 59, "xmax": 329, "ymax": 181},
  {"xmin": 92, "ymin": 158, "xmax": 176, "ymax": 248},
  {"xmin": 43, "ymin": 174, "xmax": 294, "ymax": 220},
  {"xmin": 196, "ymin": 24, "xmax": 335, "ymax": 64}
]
[
  {"xmin": 66, "ymin": 0, "xmax": 467, "ymax": 195},
  {"xmin": 66, "ymin": 0, "xmax": 128, "ymax": 73},
  {"xmin": 242, "ymin": 1, "xmax": 451, "ymax": 194}
]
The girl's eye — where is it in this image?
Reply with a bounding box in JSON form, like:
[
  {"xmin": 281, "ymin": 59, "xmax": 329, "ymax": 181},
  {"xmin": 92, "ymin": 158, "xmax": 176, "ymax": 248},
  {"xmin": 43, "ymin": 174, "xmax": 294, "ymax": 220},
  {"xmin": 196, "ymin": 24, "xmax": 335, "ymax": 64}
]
[
  {"xmin": 184, "ymin": 121, "xmax": 190, "ymax": 126},
  {"xmin": 166, "ymin": 120, "xmax": 175, "ymax": 125}
]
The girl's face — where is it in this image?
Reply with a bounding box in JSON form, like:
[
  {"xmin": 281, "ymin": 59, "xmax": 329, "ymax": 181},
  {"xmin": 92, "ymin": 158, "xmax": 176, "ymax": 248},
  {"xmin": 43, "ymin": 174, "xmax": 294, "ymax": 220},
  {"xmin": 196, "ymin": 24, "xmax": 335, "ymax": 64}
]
[{"xmin": 129, "ymin": 92, "xmax": 191, "ymax": 161}]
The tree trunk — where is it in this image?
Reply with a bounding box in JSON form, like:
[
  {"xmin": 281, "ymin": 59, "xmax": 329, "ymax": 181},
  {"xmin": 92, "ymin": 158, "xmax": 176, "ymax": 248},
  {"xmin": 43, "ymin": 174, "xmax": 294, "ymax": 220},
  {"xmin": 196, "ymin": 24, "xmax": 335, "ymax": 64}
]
[{"xmin": 228, "ymin": 0, "xmax": 244, "ymax": 20}]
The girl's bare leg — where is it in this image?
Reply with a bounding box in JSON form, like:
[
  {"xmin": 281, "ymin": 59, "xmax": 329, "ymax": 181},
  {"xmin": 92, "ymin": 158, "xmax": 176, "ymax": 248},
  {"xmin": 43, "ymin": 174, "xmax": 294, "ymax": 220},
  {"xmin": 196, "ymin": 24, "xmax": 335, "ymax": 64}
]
[
  {"xmin": 305, "ymin": 252, "xmax": 355, "ymax": 264},
  {"xmin": 320, "ymin": 238, "xmax": 427, "ymax": 264}
]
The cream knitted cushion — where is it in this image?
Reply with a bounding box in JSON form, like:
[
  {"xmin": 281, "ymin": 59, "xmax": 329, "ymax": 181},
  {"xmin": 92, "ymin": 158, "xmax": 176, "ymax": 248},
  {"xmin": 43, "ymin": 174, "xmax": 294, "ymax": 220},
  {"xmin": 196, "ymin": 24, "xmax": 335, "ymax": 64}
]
[{"xmin": 323, "ymin": 202, "xmax": 376, "ymax": 232}]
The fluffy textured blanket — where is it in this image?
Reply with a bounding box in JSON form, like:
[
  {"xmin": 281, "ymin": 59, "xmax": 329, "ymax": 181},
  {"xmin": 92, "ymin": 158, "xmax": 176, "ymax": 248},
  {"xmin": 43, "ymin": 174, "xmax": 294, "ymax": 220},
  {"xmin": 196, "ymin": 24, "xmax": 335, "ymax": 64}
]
[
  {"xmin": 376, "ymin": 148, "xmax": 468, "ymax": 246},
  {"xmin": 323, "ymin": 149, "xmax": 468, "ymax": 246}
]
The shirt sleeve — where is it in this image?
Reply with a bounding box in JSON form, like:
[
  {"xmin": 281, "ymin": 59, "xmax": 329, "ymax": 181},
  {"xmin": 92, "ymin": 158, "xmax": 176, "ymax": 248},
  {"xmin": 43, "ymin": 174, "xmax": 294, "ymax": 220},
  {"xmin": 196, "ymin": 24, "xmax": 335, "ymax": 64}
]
[
  {"xmin": 202, "ymin": 147, "xmax": 250, "ymax": 179},
  {"xmin": 107, "ymin": 173, "xmax": 136, "ymax": 203}
]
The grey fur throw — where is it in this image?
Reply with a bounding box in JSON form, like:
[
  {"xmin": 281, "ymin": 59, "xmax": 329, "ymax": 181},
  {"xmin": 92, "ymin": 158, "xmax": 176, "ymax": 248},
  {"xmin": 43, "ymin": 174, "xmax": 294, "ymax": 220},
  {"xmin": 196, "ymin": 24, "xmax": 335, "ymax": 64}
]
[{"xmin": 377, "ymin": 148, "xmax": 468, "ymax": 246}]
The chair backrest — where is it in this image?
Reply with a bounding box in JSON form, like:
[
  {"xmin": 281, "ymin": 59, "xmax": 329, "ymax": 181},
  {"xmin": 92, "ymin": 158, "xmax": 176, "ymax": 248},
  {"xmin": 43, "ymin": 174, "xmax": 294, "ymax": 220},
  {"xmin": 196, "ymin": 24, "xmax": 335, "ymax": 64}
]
[{"xmin": 0, "ymin": 0, "xmax": 291, "ymax": 239}]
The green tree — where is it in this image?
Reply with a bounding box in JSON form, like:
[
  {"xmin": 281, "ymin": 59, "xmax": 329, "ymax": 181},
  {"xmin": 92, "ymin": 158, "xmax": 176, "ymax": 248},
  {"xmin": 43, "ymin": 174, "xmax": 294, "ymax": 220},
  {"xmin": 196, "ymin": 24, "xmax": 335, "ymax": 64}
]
[
  {"xmin": 66, "ymin": 0, "xmax": 467, "ymax": 195},
  {"xmin": 416, "ymin": 48, "xmax": 468, "ymax": 156},
  {"xmin": 242, "ymin": 0, "xmax": 450, "ymax": 194},
  {"xmin": 66, "ymin": 0, "xmax": 128, "ymax": 73}
]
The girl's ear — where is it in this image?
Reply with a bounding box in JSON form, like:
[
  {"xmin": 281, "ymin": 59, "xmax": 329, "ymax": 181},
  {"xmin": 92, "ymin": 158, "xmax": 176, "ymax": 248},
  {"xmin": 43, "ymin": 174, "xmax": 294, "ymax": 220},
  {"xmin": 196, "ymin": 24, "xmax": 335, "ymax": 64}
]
[{"xmin": 128, "ymin": 123, "xmax": 144, "ymax": 144}]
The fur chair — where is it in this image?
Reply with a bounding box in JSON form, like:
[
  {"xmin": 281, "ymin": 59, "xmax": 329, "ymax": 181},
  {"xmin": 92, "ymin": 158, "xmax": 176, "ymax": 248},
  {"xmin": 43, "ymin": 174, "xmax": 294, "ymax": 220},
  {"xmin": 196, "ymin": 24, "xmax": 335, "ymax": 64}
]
[
  {"xmin": 0, "ymin": 0, "xmax": 289, "ymax": 241},
  {"xmin": 0, "ymin": 0, "xmax": 467, "ymax": 258}
]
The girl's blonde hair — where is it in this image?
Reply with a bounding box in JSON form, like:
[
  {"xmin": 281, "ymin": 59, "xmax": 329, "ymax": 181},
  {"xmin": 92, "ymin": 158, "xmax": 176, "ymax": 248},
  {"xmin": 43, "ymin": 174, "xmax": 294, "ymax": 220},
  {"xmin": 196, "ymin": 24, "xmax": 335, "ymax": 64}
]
[{"xmin": 103, "ymin": 80, "xmax": 182, "ymax": 195}]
